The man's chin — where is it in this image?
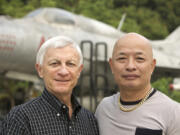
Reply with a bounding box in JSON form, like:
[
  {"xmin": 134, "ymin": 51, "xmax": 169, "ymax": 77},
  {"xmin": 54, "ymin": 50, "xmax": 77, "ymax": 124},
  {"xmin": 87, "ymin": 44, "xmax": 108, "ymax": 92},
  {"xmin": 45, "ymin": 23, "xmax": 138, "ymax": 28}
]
[
  {"xmin": 121, "ymin": 82, "xmax": 140, "ymax": 89},
  {"xmin": 48, "ymin": 86, "xmax": 71, "ymax": 95},
  {"xmin": 56, "ymin": 87, "xmax": 70, "ymax": 91}
]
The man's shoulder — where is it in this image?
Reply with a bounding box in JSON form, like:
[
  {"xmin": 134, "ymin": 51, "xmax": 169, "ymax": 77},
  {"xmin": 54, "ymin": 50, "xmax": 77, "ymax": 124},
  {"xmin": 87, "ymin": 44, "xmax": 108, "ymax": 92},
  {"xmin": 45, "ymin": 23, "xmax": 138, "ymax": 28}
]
[
  {"xmin": 153, "ymin": 90, "xmax": 180, "ymax": 111},
  {"xmin": 155, "ymin": 90, "xmax": 179, "ymax": 104},
  {"xmin": 99, "ymin": 93, "xmax": 119, "ymax": 106},
  {"xmin": 1, "ymin": 97, "xmax": 42, "ymax": 133},
  {"xmin": 95, "ymin": 93, "xmax": 119, "ymax": 112},
  {"xmin": 5, "ymin": 96, "xmax": 42, "ymax": 120}
]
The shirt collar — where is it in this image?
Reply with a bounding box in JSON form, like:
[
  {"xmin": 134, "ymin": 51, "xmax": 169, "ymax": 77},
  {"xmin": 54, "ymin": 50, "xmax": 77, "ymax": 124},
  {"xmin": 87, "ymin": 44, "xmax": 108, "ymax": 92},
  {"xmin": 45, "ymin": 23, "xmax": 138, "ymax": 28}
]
[
  {"xmin": 42, "ymin": 88, "xmax": 81, "ymax": 115},
  {"xmin": 120, "ymin": 88, "xmax": 157, "ymax": 105}
]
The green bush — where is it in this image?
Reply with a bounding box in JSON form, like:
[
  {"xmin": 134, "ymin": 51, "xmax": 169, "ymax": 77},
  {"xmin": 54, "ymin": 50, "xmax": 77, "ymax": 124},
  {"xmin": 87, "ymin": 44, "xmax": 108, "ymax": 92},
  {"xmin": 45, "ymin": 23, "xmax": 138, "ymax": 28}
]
[{"xmin": 152, "ymin": 77, "xmax": 180, "ymax": 103}]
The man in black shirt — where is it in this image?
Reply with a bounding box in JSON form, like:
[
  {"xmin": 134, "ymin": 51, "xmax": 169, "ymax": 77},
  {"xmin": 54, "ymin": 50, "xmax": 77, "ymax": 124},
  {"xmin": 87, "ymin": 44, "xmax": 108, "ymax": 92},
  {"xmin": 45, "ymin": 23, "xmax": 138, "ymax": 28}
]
[{"xmin": 1, "ymin": 36, "xmax": 99, "ymax": 135}]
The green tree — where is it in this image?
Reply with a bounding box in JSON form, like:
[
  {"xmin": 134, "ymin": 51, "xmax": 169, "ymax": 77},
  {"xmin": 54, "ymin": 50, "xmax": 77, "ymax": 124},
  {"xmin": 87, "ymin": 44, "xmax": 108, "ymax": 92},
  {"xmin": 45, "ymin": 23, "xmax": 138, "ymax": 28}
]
[
  {"xmin": 1, "ymin": 0, "xmax": 25, "ymax": 17},
  {"xmin": 112, "ymin": 0, "xmax": 179, "ymax": 39}
]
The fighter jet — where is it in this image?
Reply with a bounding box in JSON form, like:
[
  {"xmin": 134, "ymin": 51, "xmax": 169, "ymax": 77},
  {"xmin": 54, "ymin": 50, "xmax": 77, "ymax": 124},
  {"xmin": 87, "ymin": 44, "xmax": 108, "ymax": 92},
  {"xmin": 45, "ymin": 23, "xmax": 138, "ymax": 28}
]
[{"xmin": 0, "ymin": 7, "xmax": 180, "ymax": 94}]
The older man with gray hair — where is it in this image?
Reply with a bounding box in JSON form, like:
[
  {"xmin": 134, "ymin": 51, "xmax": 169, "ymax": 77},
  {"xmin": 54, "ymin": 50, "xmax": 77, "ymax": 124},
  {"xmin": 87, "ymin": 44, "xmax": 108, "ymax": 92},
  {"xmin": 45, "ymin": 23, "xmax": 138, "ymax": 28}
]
[{"xmin": 1, "ymin": 36, "xmax": 99, "ymax": 135}]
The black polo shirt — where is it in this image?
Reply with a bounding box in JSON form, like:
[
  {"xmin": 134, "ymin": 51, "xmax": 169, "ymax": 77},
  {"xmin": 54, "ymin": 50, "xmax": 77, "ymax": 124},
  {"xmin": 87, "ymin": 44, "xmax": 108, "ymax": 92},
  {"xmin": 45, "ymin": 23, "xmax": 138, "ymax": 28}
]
[{"xmin": 1, "ymin": 89, "xmax": 99, "ymax": 135}]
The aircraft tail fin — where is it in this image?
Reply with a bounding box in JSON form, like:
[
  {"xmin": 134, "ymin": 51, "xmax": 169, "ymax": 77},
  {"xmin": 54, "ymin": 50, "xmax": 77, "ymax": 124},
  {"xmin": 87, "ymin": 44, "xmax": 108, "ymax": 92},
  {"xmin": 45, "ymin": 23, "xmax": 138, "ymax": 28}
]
[{"xmin": 166, "ymin": 26, "xmax": 180, "ymax": 41}]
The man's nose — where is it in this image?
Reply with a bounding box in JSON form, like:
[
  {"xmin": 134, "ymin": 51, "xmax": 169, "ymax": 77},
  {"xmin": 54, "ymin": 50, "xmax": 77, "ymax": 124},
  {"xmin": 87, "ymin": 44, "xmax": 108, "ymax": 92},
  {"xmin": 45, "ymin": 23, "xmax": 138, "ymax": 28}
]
[
  {"xmin": 58, "ymin": 66, "xmax": 69, "ymax": 75},
  {"xmin": 126, "ymin": 59, "xmax": 136, "ymax": 71}
]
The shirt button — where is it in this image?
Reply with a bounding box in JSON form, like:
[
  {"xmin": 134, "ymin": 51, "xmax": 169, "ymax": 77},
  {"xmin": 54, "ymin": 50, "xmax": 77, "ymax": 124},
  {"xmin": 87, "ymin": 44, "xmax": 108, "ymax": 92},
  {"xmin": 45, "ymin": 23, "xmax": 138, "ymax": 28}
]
[
  {"xmin": 69, "ymin": 126, "xmax": 72, "ymax": 129},
  {"xmin": 57, "ymin": 113, "xmax": 60, "ymax": 116},
  {"xmin": 62, "ymin": 105, "xmax": 66, "ymax": 109}
]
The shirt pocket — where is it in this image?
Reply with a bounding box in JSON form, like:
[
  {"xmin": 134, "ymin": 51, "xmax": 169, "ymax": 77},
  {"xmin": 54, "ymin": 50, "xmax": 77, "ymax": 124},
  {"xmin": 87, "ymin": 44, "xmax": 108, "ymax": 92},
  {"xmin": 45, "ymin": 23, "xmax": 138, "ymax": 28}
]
[{"xmin": 135, "ymin": 127, "xmax": 162, "ymax": 135}]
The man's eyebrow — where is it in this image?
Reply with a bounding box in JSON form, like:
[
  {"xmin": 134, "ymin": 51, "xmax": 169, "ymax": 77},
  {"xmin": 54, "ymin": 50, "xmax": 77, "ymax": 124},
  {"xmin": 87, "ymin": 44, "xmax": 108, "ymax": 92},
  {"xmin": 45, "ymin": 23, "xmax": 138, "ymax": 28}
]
[
  {"xmin": 48, "ymin": 58, "xmax": 58, "ymax": 61},
  {"xmin": 68, "ymin": 60, "xmax": 78, "ymax": 63},
  {"xmin": 136, "ymin": 52, "xmax": 144, "ymax": 55},
  {"xmin": 117, "ymin": 52, "xmax": 126, "ymax": 55},
  {"xmin": 47, "ymin": 59, "xmax": 60, "ymax": 63},
  {"xmin": 115, "ymin": 51, "xmax": 145, "ymax": 56}
]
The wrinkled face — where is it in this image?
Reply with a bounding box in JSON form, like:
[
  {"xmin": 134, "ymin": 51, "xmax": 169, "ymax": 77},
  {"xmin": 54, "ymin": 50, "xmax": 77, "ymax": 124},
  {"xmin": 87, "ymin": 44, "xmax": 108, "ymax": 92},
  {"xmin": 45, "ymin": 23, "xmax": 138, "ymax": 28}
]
[
  {"xmin": 109, "ymin": 35, "xmax": 156, "ymax": 90},
  {"xmin": 36, "ymin": 45, "xmax": 83, "ymax": 96}
]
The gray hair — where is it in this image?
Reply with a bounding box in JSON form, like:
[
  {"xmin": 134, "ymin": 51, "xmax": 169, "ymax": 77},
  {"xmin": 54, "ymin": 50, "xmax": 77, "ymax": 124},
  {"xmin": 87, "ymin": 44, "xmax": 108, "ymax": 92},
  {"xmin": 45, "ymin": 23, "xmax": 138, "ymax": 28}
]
[{"xmin": 36, "ymin": 36, "xmax": 83, "ymax": 66}]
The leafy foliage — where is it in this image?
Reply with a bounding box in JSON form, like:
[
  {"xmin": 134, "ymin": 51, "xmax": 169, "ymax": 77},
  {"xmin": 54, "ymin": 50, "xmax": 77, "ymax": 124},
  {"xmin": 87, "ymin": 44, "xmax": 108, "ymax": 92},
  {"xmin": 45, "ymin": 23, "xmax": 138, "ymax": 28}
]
[{"xmin": 152, "ymin": 77, "xmax": 180, "ymax": 102}]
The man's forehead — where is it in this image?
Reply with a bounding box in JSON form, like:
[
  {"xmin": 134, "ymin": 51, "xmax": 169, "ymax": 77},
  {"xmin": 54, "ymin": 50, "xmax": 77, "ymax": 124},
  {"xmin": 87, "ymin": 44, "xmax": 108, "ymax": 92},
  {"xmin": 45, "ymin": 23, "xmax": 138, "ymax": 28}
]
[
  {"xmin": 118, "ymin": 32, "xmax": 148, "ymax": 44},
  {"xmin": 116, "ymin": 37, "xmax": 150, "ymax": 48},
  {"xmin": 113, "ymin": 33, "xmax": 152, "ymax": 55},
  {"xmin": 114, "ymin": 49, "xmax": 147, "ymax": 57},
  {"xmin": 120, "ymin": 33, "xmax": 149, "ymax": 42},
  {"xmin": 47, "ymin": 46, "xmax": 77, "ymax": 54},
  {"xmin": 45, "ymin": 47, "xmax": 79, "ymax": 58}
]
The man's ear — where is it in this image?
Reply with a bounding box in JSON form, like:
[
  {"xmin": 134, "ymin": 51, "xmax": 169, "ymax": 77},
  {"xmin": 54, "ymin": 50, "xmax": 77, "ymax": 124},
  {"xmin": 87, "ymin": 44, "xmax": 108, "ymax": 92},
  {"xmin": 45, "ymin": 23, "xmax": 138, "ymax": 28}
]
[
  {"xmin": 35, "ymin": 64, "xmax": 43, "ymax": 78},
  {"xmin": 151, "ymin": 58, "xmax": 156, "ymax": 75},
  {"xmin": 77, "ymin": 64, "xmax": 84, "ymax": 78},
  {"xmin": 80, "ymin": 64, "xmax": 83, "ymax": 72}
]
